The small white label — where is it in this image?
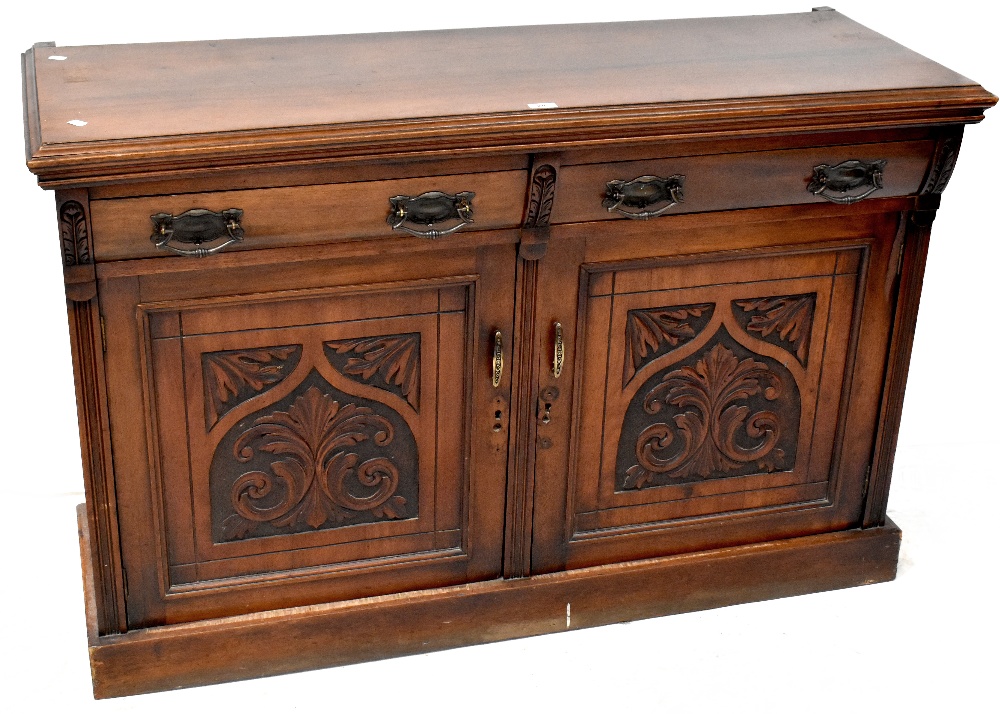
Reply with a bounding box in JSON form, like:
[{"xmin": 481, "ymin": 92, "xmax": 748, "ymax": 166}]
[
  {"xmin": 527, "ymin": 102, "xmax": 558, "ymax": 109},
  {"xmin": 67, "ymin": 119, "xmax": 88, "ymax": 126},
  {"xmin": 47, "ymin": 55, "xmax": 67, "ymax": 61}
]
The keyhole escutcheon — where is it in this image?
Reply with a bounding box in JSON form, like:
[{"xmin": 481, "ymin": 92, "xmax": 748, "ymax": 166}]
[{"xmin": 537, "ymin": 386, "xmax": 560, "ymax": 425}]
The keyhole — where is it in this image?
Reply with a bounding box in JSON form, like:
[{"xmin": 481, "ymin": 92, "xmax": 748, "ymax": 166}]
[
  {"xmin": 493, "ymin": 409, "xmax": 503, "ymax": 432},
  {"xmin": 537, "ymin": 387, "xmax": 560, "ymax": 426}
]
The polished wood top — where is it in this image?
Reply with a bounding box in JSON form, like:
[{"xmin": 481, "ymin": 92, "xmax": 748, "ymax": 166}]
[{"xmin": 23, "ymin": 10, "xmax": 995, "ymax": 185}]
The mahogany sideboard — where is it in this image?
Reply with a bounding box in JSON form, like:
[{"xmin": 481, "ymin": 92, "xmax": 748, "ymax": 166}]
[{"xmin": 21, "ymin": 8, "xmax": 995, "ymax": 698}]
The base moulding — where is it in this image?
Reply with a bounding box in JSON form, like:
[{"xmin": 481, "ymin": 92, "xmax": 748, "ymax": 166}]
[{"xmin": 77, "ymin": 505, "xmax": 902, "ymax": 698}]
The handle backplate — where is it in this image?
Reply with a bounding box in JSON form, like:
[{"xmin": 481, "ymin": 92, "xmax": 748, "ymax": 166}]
[
  {"xmin": 603, "ymin": 175, "xmax": 685, "ymax": 220},
  {"xmin": 388, "ymin": 191, "xmax": 475, "ymax": 238},
  {"xmin": 808, "ymin": 159, "xmax": 887, "ymax": 204},
  {"xmin": 151, "ymin": 208, "xmax": 244, "ymax": 257}
]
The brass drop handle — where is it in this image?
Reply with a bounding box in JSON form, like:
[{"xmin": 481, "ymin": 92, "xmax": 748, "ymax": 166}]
[
  {"xmin": 603, "ymin": 175, "xmax": 685, "ymax": 220},
  {"xmin": 552, "ymin": 322, "xmax": 564, "ymax": 378},
  {"xmin": 388, "ymin": 191, "xmax": 475, "ymax": 238},
  {"xmin": 492, "ymin": 330, "xmax": 503, "ymax": 388},
  {"xmin": 808, "ymin": 159, "xmax": 887, "ymax": 204},
  {"xmin": 150, "ymin": 208, "xmax": 244, "ymax": 257}
]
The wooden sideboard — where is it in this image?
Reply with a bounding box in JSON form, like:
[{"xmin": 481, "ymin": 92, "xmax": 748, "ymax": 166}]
[{"xmin": 22, "ymin": 9, "xmax": 995, "ymax": 698}]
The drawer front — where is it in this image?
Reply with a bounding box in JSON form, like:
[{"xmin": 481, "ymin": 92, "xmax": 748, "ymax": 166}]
[
  {"xmin": 90, "ymin": 170, "xmax": 528, "ymax": 261},
  {"xmin": 551, "ymin": 141, "xmax": 934, "ymax": 224}
]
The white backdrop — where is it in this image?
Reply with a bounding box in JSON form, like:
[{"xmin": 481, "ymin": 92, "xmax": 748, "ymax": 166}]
[{"xmin": 2, "ymin": 1, "xmax": 996, "ymax": 710}]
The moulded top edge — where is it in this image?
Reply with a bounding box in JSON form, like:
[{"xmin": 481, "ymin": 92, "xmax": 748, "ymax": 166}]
[{"xmin": 24, "ymin": 11, "xmax": 993, "ymax": 156}]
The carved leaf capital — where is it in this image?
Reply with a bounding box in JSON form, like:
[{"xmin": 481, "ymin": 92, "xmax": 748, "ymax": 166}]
[{"xmin": 59, "ymin": 200, "xmax": 90, "ymax": 267}]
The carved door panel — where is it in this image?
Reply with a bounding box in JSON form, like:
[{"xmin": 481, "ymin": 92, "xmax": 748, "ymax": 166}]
[
  {"xmin": 530, "ymin": 212, "xmax": 900, "ymax": 572},
  {"xmin": 101, "ymin": 244, "xmax": 514, "ymax": 627}
]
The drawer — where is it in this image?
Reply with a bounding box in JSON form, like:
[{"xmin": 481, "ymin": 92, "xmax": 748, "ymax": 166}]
[
  {"xmin": 90, "ymin": 170, "xmax": 528, "ymax": 261},
  {"xmin": 550, "ymin": 140, "xmax": 935, "ymax": 224}
]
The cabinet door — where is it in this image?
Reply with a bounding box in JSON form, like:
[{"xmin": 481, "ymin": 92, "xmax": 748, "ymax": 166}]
[
  {"xmin": 530, "ymin": 211, "xmax": 900, "ymax": 572},
  {"xmin": 100, "ymin": 243, "xmax": 514, "ymax": 627}
]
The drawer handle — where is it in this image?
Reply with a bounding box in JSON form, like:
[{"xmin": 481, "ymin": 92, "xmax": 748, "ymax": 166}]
[
  {"xmin": 150, "ymin": 208, "xmax": 244, "ymax": 257},
  {"xmin": 603, "ymin": 175, "xmax": 685, "ymax": 220},
  {"xmin": 492, "ymin": 330, "xmax": 503, "ymax": 388},
  {"xmin": 387, "ymin": 191, "xmax": 475, "ymax": 238},
  {"xmin": 808, "ymin": 159, "xmax": 887, "ymax": 204}
]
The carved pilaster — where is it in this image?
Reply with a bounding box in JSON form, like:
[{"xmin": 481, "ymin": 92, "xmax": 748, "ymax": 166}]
[
  {"xmin": 519, "ymin": 158, "xmax": 560, "ymax": 260},
  {"xmin": 56, "ymin": 188, "xmax": 125, "ymax": 633},
  {"xmin": 56, "ymin": 189, "xmax": 97, "ymax": 302},
  {"xmin": 920, "ymin": 129, "xmax": 965, "ymax": 196},
  {"xmin": 68, "ymin": 293, "xmax": 126, "ymax": 634},
  {"xmin": 864, "ymin": 209, "xmax": 935, "ymax": 527}
]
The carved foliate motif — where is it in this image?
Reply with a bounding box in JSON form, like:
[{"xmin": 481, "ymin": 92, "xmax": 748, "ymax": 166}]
[
  {"xmin": 624, "ymin": 303, "xmax": 714, "ymax": 386},
  {"xmin": 324, "ymin": 333, "xmax": 420, "ymax": 411},
  {"xmin": 211, "ymin": 371, "xmax": 417, "ymax": 542},
  {"xmin": 524, "ymin": 164, "xmax": 557, "ymax": 228},
  {"xmin": 203, "ymin": 345, "xmax": 302, "ymax": 428},
  {"xmin": 59, "ymin": 200, "xmax": 90, "ymax": 266},
  {"xmin": 617, "ymin": 329, "xmax": 799, "ymax": 490},
  {"xmin": 732, "ymin": 293, "xmax": 816, "ymax": 365},
  {"xmin": 921, "ymin": 135, "xmax": 962, "ymax": 194}
]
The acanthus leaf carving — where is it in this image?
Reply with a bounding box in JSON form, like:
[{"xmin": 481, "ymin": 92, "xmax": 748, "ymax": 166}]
[
  {"xmin": 618, "ymin": 331, "xmax": 799, "ymax": 491},
  {"xmin": 921, "ymin": 135, "xmax": 962, "ymax": 195},
  {"xmin": 59, "ymin": 200, "xmax": 90, "ymax": 266},
  {"xmin": 624, "ymin": 303, "xmax": 714, "ymax": 386},
  {"xmin": 524, "ymin": 164, "xmax": 557, "ymax": 228},
  {"xmin": 733, "ymin": 293, "xmax": 816, "ymax": 366},
  {"xmin": 324, "ymin": 333, "xmax": 420, "ymax": 411},
  {"xmin": 219, "ymin": 383, "xmax": 413, "ymax": 541},
  {"xmin": 203, "ymin": 345, "xmax": 302, "ymax": 429}
]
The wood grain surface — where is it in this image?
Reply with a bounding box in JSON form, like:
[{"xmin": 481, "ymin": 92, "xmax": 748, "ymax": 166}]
[{"xmin": 22, "ymin": 10, "xmax": 995, "ymax": 185}]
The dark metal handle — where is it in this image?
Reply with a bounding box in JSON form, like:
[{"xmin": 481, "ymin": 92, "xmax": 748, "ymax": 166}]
[
  {"xmin": 808, "ymin": 159, "xmax": 887, "ymax": 204},
  {"xmin": 387, "ymin": 191, "xmax": 475, "ymax": 238},
  {"xmin": 603, "ymin": 175, "xmax": 685, "ymax": 220},
  {"xmin": 151, "ymin": 208, "xmax": 244, "ymax": 257}
]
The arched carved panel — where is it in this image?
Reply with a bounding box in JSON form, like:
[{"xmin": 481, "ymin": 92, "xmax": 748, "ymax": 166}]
[
  {"xmin": 210, "ymin": 370, "xmax": 418, "ymax": 542},
  {"xmin": 203, "ymin": 345, "xmax": 302, "ymax": 429},
  {"xmin": 732, "ymin": 293, "xmax": 816, "ymax": 366},
  {"xmin": 617, "ymin": 327, "xmax": 800, "ymax": 491},
  {"xmin": 623, "ymin": 303, "xmax": 715, "ymax": 386},
  {"xmin": 324, "ymin": 333, "xmax": 420, "ymax": 411}
]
